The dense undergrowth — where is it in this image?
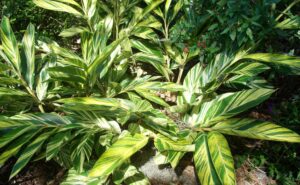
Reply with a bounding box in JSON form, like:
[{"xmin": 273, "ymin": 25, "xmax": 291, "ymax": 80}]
[{"xmin": 0, "ymin": 0, "xmax": 300, "ymax": 184}]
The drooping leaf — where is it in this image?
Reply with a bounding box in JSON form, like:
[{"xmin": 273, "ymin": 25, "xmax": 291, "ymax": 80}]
[
  {"xmin": 194, "ymin": 133, "xmax": 222, "ymax": 185},
  {"xmin": 242, "ymin": 53, "xmax": 300, "ymax": 74},
  {"xmin": 230, "ymin": 62, "xmax": 270, "ymax": 76},
  {"xmin": 211, "ymin": 118, "xmax": 300, "ymax": 143},
  {"xmin": 113, "ymin": 162, "xmax": 150, "ymax": 185},
  {"xmin": 60, "ymin": 27, "xmax": 89, "ymax": 37},
  {"xmin": 33, "ymin": 0, "xmax": 83, "ymax": 16},
  {"xmin": 48, "ymin": 65, "xmax": 87, "ymax": 84},
  {"xmin": 190, "ymin": 88, "xmax": 275, "ymax": 127},
  {"xmin": 207, "ymin": 132, "xmax": 235, "ymax": 184},
  {"xmin": 71, "ymin": 134, "xmax": 95, "ymax": 173},
  {"xmin": 275, "ymin": 16, "xmax": 300, "ymax": 30},
  {"xmin": 46, "ymin": 131, "xmax": 72, "ymax": 161},
  {"xmin": 10, "ymin": 131, "xmax": 53, "ymax": 179},
  {"xmin": 0, "ymin": 126, "xmax": 34, "ymax": 148},
  {"xmin": 89, "ymin": 132, "xmax": 148, "ymax": 177},
  {"xmin": 61, "ymin": 168, "xmax": 106, "ymax": 185},
  {"xmin": 0, "ymin": 128, "xmax": 41, "ymax": 166}
]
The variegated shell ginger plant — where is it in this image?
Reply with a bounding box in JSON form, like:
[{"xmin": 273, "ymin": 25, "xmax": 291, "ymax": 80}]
[
  {"xmin": 0, "ymin": 1, "xmax": 300, "ymax": 185},
  {"xmin": 154, "ymin": 51, "xmax": 300, "ymax": 185}
]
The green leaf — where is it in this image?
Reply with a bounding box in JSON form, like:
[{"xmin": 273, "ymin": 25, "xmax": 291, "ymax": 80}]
[
  {"xmin": 182, "ymin": 63, "xmax": 204, "ymax": 103},
  {"xmin": 10, "ymin": 131, "xmax": 53, "ymax": 179},
  {"xmin": 59, "ymin": 27, "xmax": 89, "ymax": 37},
  {"xmin": 82, "ymin": 0, "xmax": 97, "ymax": 22},
  {"xmin": 21, "ymin": 23, "xmax": 35, "ymax": 89},
  {"xmin": 225, "ymin": 75, "xmax": 272, "ymax": 89},
  {"xmin": 33, "ymin": 0, "xmax": 83, "ymax": 16},
  {"xmin": 242, "ymin": 53, "xmax": 300, "ymax": 74},
  {"xmin": 171, "ymin": 0, "xmax": 183, "ymax": 22},
  {"xmin": 211, "ymin": 118, "xmax": 300, "ymax": 142},
  {"xmin": 0, "ymin": 76, "xmax": 21, "ymax": 86},
  {"xmin": 136, "ymin": 90, "xmax": 169, "ymax": 107},
  {"xmin": 275, "ymin": 16, "xmax": 300, "ymax": 30},
  {"xmin": 56, "ymin": 97, "xmax": 132, "ymax": 111},
  {"xmin": 88, "ymin": 37, "xmax": 125, "ymax": 82},
  {"xmin": 50, "ymin": 44, "xmax": 85, "ymax": 68},
  {"xmin": 71, "ymin": 134, "xmax": 95, "ymax": 173},
  {"xmin": 130, "ymin": 0, "xmax": 164, "ymax": 28},
  {"xmin": 191, "ymin": 88, "xmax": 274, "ymax": 126},
  {"xmin": 0, "ymin": 128, "xmax": 41, "ymax": 166},
  {"xmin": 0, "ymin": 17, "xmax": 21, "ymax": 73},
  {"xmin": 140, "ymin": 109, "xmax": 178, "ymax": 138},
  {"xmin": 0, "ymin": 62, "xmax": 11, "ymax": 72},
  {"xmin": 131, "ymin": 39, "xmax": 171, "ymax": 79},
  {"xmin": 113, "ymin": 162, "xmax": 150, "ymax": 185},
  {"xmin": 207, "ymin": 132, "xmax": 235, "ymax": 184},
  {"xmin": 46, "ymin": 131, "xmax": 72, "ymax": 161},
  {"xmin": 89, "ymin": 132, "xmax": 148, "ymax": 177},
  {"xmin": 154, "ymin": 151, "xmax": 185, "ymax": 168},
  {"xmin": 154, "ymin": 134, "xmax": 194, "ymax": 152},
  {"xmin": 0, "ymin": 87, "xmax": 30, "ymax": 98},
  {"xmin": 230, "ymin": 62, "xmax": 270, "ymax": 76},
  {"xmin": 36, "ymin": 60, "xmax": 51, "ymax": 101},
  {"xmin": 48, "ymin": 65, "xmax": 87, "ymax": 84},
  {"xmin": 0, "ymin": 126, "xmax": 34, "ymax": 148},
  {"xmin": 61, "ymin": 168, "xmax": 106, "ymax": 185},
  {"xmin": 154, "ymin": 134, "xmax": 193, "ymax": 168},
  {"xmin": 164, "ymin": 0, "xmax": 172, "ymax": 16},
  {"xmin": 194, "ymin": 133, "xmax": 222, "ymax": 185}
]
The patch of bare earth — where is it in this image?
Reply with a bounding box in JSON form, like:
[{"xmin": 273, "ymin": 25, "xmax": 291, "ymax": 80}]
[{"xmin": 236, "ymin": 159, "xmax": 276, "ymax": 185}]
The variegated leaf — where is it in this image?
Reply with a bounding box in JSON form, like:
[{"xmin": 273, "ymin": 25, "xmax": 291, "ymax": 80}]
[
  {"xmin": 194, "ymin": 133, "xmax": 222, "ymax": 185},
  {"xmin": 211, "ymin": 118, "xmax": 300, "ymax": 142},
  {"xmin": 89, "ymin": 132, "xmax": 148, "ymax": 177},
  {"xmin": 33, "ymin": 0, "xmax": 83, "ymax": 16},
  {"xmin": 21, "ymin": 23, "xmax": 35, "ymax": 89},
  {"xmin": 10, "ymin": 131, "xmax": 53, "ymax": 179},
  {"xmin": 190, "ymin": 88, "xmax": 274, "ymax": 127},
  {"xmin": 0, "ymin": 17, "xmax": 21, "ymax": 73},
  {"xmin": 207, "ymin": 132, "xmax": 235, "ymax": 184},
  {"xmin": 242, "ymin": 53, "xmax": 300, "ymax": 74}
]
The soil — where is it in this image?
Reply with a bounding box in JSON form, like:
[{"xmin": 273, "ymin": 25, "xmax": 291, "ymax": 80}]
[{"xmin": 0, "ymin": 159, "xmax": 65, "ymax": 185}]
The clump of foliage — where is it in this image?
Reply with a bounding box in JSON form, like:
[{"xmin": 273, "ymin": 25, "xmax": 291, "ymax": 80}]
[{"xmin": 0, "ymin": 0, "xmax": 300, "ymax": 184}]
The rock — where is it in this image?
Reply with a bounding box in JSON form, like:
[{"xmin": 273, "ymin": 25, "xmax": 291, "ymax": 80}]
[{"xmin": 132, "ymin": 147, "xmax": 198, "ymax": 185}]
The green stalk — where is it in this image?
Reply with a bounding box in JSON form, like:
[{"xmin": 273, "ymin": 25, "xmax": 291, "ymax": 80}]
[
  {"xmin": 176, "ymin": 65, "xmax": 184, "ymax": 84},
  {"xmin": 22, "ymin": 79, "xmax": 45, "ymax": 113},
  {"xmin": 275, "ymin": 0, "xmax": 300, "ymax": 21},
  {"xmin": 11, "ymin": 66, "xmax": 45, "ymax": 113}
]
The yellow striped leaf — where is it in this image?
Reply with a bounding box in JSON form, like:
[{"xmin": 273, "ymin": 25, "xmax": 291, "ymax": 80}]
[
  {"xmin": 242, "ymin": 53, "xmax": 300, "ymax": 74},
  {"xmin": 0, "ymin": 17, "xmax": 21, "ymax": 73},
  {"xmin": 194, "ymin": 133, "xmax": 222, "ymax": 185},
  {"xmin": 207, "ymin": 132, "xmax": 236, "ymax": 184},
  {"xmin": 0, "ymin": 128, "xmax": 41, "ymax": 166},
  {"xmin": 89, "ymin": 132, "xmax": 148, "ymax": 177},
  {"xmin": 10, "ymin": 131, "xmax": 53, "ymax": 179},
  {"xmin": 21, "ymin": 23, "xmax": 35, "ymax": 89},
  {"xmin": 33, "ymin": 0, "xmax": 83, "ymax": 16},
  {"xmin": 191, "ymin": 88, "xmax": 274, "ymax": 127},
  {"xmin": 211, "ymin": 118, "xmax": 300, "ymax": 142}
]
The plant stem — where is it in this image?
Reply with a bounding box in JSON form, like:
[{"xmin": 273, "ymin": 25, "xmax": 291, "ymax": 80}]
[
  {"xmin": 24, "ymin": 85, "xmax": 45, "ymax": 113},
  {"xmin": 275, "ymin": 0, "xmax": 300, "ymax": 21},
  {"xmin": 114, "ymin": 0, "xmax": 120, "ymax": 40},
  {"xmin": 176, "ymin": 66, "xmax": 184, "ymax": 84},
  {"xmin": 164, "ymin": 19, "xmax": 169, "ymax": 39}
]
